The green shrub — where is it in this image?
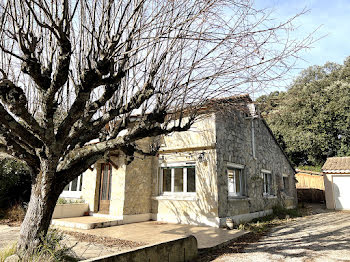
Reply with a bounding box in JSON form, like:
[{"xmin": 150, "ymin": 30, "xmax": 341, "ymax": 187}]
[
  {"xmin": 297, "ymin": 165, "xmax": 322, "ymax": 172},
  {"xmin": 32, "ymin": 228, "xmax": 78, "ymax": 261},
  {"xmin": 272, "ymin": 205, "xmax": 301, "ymax": 219},
  {"xmin": 0, "ymin": 157, "xmax": 32, "ymax": 209},
  {"xmin": 57, "ymin": 198, "xmax": 84, "ymax": 205},
  {"xmin": 57, "ymin": 198, "xmax": 69, "ymax": 205}
]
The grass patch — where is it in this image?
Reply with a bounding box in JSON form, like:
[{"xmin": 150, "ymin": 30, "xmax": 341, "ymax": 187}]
[
  {"xmin": 32, "ymin": 228, "xmax": 78, "ymax": 261},
  {"xmin": 0, "ymin": 229, "xmax": 78, "ymax": 262},
  {"xmin": 236, "ymin": 205, "xmax": 302, "ymax": 234},
  {"xmin": 0, "ymin": 243, "xmax": 16, "ymax": 262}
]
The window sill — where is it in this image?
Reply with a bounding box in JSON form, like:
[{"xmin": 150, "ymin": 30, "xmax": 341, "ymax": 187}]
[
  {"xmin": 152, "ymin": 194, "xmax": 197, "ymax": 201},
  {"xmin": 228, "ymin": 196, "xmax": 249, "ymax": 201},
  {"xmin": 263, "ymin": 195, "xmax": 277, "ymax": 199}
]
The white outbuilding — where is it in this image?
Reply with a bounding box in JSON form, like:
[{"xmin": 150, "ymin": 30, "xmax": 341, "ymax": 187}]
[{"xmin": 323, "ymin": 157, "xmax": 350, "ymax": 210}]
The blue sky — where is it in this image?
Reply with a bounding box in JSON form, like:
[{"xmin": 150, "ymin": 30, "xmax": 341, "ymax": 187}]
[{"xmin": 254, "ymin": 0, "xmax": 350, "ymax": 93}]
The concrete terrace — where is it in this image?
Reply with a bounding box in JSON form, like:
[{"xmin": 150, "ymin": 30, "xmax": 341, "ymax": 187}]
[
  {"xmin": 1, "ymin": 219, "xmax": 246, "ymax": 260},
  {"xmin": 54, "ymin": 219, "xmax": 247, "ymax": 249}
]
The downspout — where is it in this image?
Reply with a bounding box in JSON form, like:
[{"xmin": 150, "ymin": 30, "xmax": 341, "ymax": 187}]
[{"xmin": 251, "ymin": 119, "xmax": 256, "ymax": 160}]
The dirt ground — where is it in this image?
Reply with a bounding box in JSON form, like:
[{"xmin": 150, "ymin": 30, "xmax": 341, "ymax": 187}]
[
  {"xmin": 0, "ymin": 225, "xmax": 143, "ymax": 260},
  {"xmin": 198, "ymin": 204, "xmax": 350, "ymax": 262}
]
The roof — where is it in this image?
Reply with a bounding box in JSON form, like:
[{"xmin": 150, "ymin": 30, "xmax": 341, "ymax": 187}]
[
  {"xmin": 322, "ymin": 157, "xmax": 350, "ymax": 171},
  {"xmin": 209, "ymin": 94, "xmax": 253, "ymax": 104},
  {"xmin": 203, "ymin": 94, "xmax": 253, "ymax": 115}
]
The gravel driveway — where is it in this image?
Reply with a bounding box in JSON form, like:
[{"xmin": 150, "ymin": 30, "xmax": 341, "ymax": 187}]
[{"xmin": 214, "ymin": 209, "xmax": 350, "ymax": 262}]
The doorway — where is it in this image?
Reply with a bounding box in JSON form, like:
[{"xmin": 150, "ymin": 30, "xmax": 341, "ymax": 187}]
[{"xmin": 98, "ymin": 163, "xmax": 112, "ymax": 213}]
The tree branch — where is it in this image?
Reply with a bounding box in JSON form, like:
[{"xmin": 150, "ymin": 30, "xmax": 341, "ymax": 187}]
[
  {"xmin": 57, "ymin": 112, "xmax": 193, "ymax": 174},
  {"xmin": 0, "ymin": 125, "xmax": 40, "ymax": 171},
  {"xmin": 0, "ymin": 80, "xmax": 45, "ymax": 142}
]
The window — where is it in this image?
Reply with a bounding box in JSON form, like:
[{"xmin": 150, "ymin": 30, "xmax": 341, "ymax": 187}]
[
  {"xmin": 283, "ymin": 175, "xmax": 289, "ymax": 193},
  {"xmin": 262, "ymin": 170, "xmax": 273, "ymax": 196},
  {"xmin": 227, "ymin": 162, "xmax": 245, "ymax": 197},
  {"xmin": 228, "ymin": 168, "xmax": 245, "ymax": 197},
  {"xmin": 160, "ymin": 164, "xmax": 196, "ymax": 194},
  {"xmin": 61, "ymin": 175, "xmax": 83, "ymax": 198}
]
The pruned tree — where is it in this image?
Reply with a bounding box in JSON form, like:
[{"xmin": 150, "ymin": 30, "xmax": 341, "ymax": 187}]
[{"xmin": 0, "ymin": 0, "xmax": 313, "ymax": 254}]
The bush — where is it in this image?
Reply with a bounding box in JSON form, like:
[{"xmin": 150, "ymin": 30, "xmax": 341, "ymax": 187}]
[
  {"xmin": 0, "ymin": 157, "xmax": 32, "ymax": 209},
  {"xmin": 3, "ymin": 204, "xmax": 26, "ymax": 223},
  {"xmin": 272, "ymin": 205, "xmax": 301, "ymax": 219},
  {"xmin": 297, "ymin": 165, "xmax": 322, "ymax": 172},
  {"xmin": 57, "ymin": 198, "xmax": 84, "ymax": 205},
  {"xmin": 32, "ymin": 228, "xmax": 78, "ymax": 261}
]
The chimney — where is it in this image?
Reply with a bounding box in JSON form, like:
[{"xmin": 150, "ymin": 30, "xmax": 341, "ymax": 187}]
[{"xmin": 247, "ymin": 103, "xmax": 259, "ymax": 118}]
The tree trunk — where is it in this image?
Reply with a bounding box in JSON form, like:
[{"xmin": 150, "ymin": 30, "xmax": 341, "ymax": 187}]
[{"xmin": 17, "ymin": 164, "xmax": 63, "ymax": 254}]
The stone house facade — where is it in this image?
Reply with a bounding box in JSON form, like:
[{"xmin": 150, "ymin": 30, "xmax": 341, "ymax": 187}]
[{"xmin": 60, "ymin": 95, "xmax": 297, "ymax": 227}]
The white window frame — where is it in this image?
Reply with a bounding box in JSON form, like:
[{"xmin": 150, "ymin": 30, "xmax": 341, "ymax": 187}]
[
  {"xmin": 159, "ymin": 162, "xmax": 196, "ymax": 196},
  {"xmin": 60, "ymin": 175, "xmax": 83, "ymax": 198},
  {"xmin": 227, "ymin": 162, "xmax": 245, "ymax": 198},
  {"xmin": 261, "ymin": 170, "xmax": 273, "ymax": 196}
]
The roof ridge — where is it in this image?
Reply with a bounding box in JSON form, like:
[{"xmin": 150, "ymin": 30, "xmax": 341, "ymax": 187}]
[{"xmin": 327, "ymin": 156, "xmax": 350, "ymax": 158}]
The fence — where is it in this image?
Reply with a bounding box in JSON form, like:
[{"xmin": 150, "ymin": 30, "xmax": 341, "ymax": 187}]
[{"xmin": 296, "ymin": 170, "xmax": 325, "ymax": 203}]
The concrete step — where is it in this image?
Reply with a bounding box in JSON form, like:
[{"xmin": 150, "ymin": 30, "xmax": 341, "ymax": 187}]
[{"xmin": 52, "ymin": 216, "xmax": 122, "ymax": 230}]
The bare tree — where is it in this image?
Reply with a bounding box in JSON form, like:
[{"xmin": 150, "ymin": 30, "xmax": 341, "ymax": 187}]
[{"xmin": 0, "ymin": 0, "xmax": 313, "ymax": 254}]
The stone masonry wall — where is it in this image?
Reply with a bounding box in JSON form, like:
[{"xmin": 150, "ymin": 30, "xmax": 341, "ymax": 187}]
[
  {"xmin": 123, "ymin": 154, "xmax": 155, "ymax": 215},
  {"xmin": 121, "ymin": 137, "xmax": 156, "ymax": 216},
  {"xmin": 215, "ymin": 109, "xmax": 296, "ymax": 219}
]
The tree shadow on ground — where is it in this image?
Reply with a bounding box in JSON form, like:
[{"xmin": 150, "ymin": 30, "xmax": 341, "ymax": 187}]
[{"xmin": 195, "ymin": 207, "xmax": 350, "ymax": 262}]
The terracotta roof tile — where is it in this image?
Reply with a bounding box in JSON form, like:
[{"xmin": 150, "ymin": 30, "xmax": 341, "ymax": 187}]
[
  {"xmin": 322, "ymin": 157, "xmax": 350, "ymax": 171},
  {"xmin": 203, "ymin": 94, "xmax": 253, "ymax": 115}
]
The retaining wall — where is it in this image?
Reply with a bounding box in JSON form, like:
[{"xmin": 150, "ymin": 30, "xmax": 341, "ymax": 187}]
[{"xmin": 82, "ymin": 236, "xmax": 198, "ymax": 262}]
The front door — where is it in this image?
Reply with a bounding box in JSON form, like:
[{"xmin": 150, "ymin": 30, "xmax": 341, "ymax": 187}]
[{"xmin": 98, "ymin": 163, "xmax": 112, "ymax": 213}]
